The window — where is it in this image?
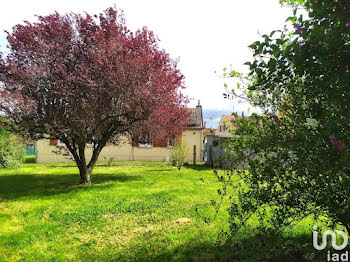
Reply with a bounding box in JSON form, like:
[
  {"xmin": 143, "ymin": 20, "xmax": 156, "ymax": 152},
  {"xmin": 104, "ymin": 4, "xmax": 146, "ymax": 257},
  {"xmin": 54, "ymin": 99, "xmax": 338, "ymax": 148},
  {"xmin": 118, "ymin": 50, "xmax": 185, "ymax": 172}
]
[
  {"xmin": 58, "ymin": 140, "xmax": 65, "ymax": 146},
  {"xmin": 138, "ymin": 133, "xmax": 153, "ymax": 147},
  {"xmin": 213, "ymin": 140, "xmax": 219, "ymax": 147},
  {"xmin": 58, "ymin": 140, "xmax": 95, "ymax": 147},
  {"xmin": 86, "ymin": 137, "xmax": 97, "ymax": 147},
  {"xmin": 56, "ymin": 133, "xmax": 68, "ymax": 146},
  {"xmin": 168, "ymin": 138, "xmax": 175, "ymax": 147},
  {"xmin": 49, "ymin": 138, "xmax": 58, "ymax": 146}
]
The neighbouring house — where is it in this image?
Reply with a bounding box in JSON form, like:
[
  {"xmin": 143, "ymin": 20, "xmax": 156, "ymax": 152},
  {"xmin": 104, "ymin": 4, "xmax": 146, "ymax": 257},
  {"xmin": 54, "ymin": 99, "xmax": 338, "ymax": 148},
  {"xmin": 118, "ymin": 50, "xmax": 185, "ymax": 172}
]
[
  {"xmin": 206, "ymin": 114, "xmax": 252, "ymax": 168},
  {"xmin": 203, "ymin": 128, "xmax": 216, "ymax": 161},
  {"xmin": 36, "ymin": 103, "xmax": 205, "ymax": 163},
  {"xmin": 206, "ymin": 115, "xmax": 235, "ymax": 168},
  {"xmin": 203, "ymin": 128, "xmax": 216, "ymax": 143}
]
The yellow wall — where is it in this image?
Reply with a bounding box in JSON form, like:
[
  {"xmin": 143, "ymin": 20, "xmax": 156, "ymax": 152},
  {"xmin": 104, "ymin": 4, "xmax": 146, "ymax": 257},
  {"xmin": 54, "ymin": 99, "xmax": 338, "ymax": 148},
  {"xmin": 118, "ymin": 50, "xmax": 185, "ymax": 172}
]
[{"xmin": 36, "ymin": 129, "xmax": 203, "ymax": 163}]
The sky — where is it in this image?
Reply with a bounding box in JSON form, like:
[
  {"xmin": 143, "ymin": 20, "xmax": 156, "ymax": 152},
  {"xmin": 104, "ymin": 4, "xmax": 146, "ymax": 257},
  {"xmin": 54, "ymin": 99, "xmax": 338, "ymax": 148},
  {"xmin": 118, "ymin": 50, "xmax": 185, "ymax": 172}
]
[{"xmin": 0, "ymin": 0, "xmax": 294, "ymax": 127}]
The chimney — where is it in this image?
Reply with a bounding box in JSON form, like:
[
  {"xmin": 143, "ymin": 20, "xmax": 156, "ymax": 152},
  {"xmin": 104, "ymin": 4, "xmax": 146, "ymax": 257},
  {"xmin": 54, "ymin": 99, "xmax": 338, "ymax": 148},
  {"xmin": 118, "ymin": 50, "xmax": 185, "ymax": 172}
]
[{"xmin": 196, "ymin": 100, "xmax": 202, "ymax": 127}]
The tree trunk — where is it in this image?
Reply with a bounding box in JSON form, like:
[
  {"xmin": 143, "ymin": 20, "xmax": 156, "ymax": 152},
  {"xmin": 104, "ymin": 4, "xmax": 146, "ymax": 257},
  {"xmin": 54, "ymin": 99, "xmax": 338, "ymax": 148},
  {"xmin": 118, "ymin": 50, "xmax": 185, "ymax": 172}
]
[
  {"xmin": 63, "ymin": 138, "xmax": 108, "ymax": 185},
  {"xmin": 79, "ymin": 167, "xmax": 92, "ymax": 185}
]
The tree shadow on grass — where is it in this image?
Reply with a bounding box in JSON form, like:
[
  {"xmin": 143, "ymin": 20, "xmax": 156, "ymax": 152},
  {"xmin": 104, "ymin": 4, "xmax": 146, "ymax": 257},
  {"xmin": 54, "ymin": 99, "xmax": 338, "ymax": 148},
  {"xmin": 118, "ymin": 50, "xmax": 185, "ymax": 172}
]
[
  {"xmin": 145, "ymin": 164, "xmax": 214, "ymax": 173},
  {"xmin": 0, "ymin": 172, "xmax": 142, "ymax": 201},
  {"xmin": 183, "ymin": 164, "xmax": 215, "ymax": 171},
  {"xmin": 108, "ymin": 231, "xmax": 326, "ymax": 262},
  {"xmin": 146, "ymin": 169, "xmax": 175, "ymax": 172}
]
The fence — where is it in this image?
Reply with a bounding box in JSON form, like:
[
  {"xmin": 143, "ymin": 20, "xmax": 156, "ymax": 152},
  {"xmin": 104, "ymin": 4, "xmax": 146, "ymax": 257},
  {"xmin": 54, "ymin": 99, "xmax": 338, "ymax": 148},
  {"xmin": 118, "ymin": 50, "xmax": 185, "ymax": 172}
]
[{"xmin": 22, "ymin": 146, "xmax": 36, "ymax": 156}]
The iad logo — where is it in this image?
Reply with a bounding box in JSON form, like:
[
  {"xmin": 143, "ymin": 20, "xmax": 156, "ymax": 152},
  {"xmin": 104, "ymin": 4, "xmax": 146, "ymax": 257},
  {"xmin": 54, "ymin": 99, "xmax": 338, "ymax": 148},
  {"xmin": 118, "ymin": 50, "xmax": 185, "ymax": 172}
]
[
  {"xmin": 313, "ymin": 225, "xmax": 349, "ymax": 261},
  {"xmin": 313, "ymin": 225, "xmax": 348, "ymax": 251}
]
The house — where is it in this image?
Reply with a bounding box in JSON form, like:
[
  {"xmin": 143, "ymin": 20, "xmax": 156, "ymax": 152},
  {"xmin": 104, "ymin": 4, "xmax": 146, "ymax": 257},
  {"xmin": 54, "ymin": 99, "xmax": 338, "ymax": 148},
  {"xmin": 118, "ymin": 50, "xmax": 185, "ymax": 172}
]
[
  {"xmin": 206, "ymin": 115, "xmax": 235, "ymax": 168},
  {"xmin": 206, "ymin": 114, "xmax": 251, "ymax": 168},
  {"xmin": 203, "ymin": 128, "xmax": 216, "ymax": 143},
  {"xmin": 36, "ymin": 103, "xmax": 204, "ymax": 163},
  {"xmin": 206, "ymin": 114, "xmax": 255, "ymax": 168},
  {"xmin": 203, "ymin": 128, "xmax": 216, "ymax": 161},
  {"xmin": 215, "ymin": 115, "xmax": 236, "ymax": 137}
]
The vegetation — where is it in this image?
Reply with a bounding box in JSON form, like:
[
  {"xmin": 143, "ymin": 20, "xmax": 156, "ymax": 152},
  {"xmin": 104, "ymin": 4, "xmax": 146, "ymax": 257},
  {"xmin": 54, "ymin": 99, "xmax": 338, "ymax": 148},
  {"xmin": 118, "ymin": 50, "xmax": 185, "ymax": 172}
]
[
  {"xmin": 24, "ymin": 155, "xmax": 36, "ymax": 164},
  {"xmin": 0, "ymin": 129, "xmax": 25, "ymax": 168},
  {"xmin": 222, "ymin": 0, "xmax": 350, "ymax": 237},
  {"xmin": 171, "ymin": 140, "xmax": 189, "ymax": 170},
  {"xmin": 0, "ymin": 162, "xmax": 325, "ymax": 261},
  {"xmin": 0, "ymin": 7, "xmax": 188, "ymax": 184},
  {"xmin": 1, "ymin": 0, "xmax": 348, "ymax": 260}
]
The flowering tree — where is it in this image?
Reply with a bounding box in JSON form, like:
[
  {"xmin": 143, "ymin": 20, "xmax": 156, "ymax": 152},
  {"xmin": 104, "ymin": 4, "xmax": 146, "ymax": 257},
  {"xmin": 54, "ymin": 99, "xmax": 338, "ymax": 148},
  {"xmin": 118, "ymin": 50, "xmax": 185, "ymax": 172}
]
[
  {"xmin": 221, "ymin": 0, "xmax": 350, "ymax": 235},
  {"xmin": 0, "ymin": 8, "xmax": 188, "ymax": 184}
]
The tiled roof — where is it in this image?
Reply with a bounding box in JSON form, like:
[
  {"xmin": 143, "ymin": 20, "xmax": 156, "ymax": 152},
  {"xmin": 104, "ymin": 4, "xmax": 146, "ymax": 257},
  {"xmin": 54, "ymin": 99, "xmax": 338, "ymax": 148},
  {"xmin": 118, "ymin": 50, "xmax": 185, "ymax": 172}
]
[
  {"xmin": 218, "ymin": 115, "xmax": 249, "ymax": 132},
  {"xmin": 222, "ymin": 115, "xmax": 237, "ymax": 120},
  {"xmin": 204, "ymin": 128, "xmax": 216, "ymax": 137},
  {"xmin": 223, "ymin": 115, "xmax": 248, "ymax": 124}
]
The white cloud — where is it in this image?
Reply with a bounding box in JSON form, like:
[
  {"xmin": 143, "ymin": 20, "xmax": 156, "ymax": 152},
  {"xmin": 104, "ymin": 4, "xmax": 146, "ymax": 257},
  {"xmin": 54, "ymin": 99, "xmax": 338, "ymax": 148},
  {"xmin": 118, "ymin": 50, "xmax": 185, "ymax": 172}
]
[{"xmin": 0, "ymin": 0, "xmax": 293, "ymax": 111}]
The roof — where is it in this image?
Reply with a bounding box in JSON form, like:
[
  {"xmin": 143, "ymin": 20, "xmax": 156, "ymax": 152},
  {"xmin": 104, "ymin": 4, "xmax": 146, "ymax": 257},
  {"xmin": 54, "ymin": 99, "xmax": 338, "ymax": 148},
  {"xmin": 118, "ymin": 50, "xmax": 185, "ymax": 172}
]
[
  {"xmin": 222, "ymin": 114, "xmax": 249, "ymax": 121},
  {"xmin": 222, "ymin": 115, "xmax": 237, "ymax": 120},
  {"xmin": 184, "ymin": 106, "xmax": 204, "ymax": 129},
  {"xmin": 204, "ymin": 128, "xmax": 216, "ymax": 137},
  {"xmin": 218, "ymin": 115, "xmax": 236, "ymax": 130},
  {"xmin": 207, "ymin": 133, "xmax": 233, "ymax": 139},
  {"xmin": 221, "ymin": 114, "xmax": 249, "ymax": 126}
]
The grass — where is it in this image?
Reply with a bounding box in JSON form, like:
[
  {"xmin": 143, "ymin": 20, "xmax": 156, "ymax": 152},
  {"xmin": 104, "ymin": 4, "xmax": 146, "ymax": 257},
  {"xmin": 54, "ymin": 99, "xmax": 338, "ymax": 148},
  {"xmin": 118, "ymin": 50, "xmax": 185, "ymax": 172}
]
[
  {"xmin": 0, "ymin": 162, "xmax": 332, "ymax": 261},
  {"xmin": 23, "ymin": 155, "xmax": 36, "ymax": 164}
]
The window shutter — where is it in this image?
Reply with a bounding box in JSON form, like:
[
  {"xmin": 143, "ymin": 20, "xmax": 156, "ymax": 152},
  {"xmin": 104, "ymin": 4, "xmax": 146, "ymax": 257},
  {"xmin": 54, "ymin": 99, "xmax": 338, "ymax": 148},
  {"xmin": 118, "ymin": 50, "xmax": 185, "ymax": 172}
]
[
  {"xmin": 153, "ymin": 140, "xmax": 167, "ymax": 147},
  {"xmin": 50, "ymin": 138, "xmax": 58, "ymax": 146},
  {"xmin": 153, "ymin": 140, "xmax": 159, "ymax": 147},
  {"xmin": 132, "ymin": 140, "xmax": 139, "ymax": 147}
]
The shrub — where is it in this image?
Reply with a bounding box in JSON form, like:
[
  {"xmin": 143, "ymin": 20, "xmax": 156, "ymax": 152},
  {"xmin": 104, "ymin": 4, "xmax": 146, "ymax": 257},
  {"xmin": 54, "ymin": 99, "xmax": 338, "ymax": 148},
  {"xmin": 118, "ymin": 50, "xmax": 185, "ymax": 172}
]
[
  {"xmin": 0, "ymin": 130, "xmax": 25, "ymax": 168},
  {"xmin": 221, "ymin": 0, "xmax": 350, "ymax": 235},
  {"xmin": 171, "ymin": 140, "xmax": 189, "ymax": 170}
]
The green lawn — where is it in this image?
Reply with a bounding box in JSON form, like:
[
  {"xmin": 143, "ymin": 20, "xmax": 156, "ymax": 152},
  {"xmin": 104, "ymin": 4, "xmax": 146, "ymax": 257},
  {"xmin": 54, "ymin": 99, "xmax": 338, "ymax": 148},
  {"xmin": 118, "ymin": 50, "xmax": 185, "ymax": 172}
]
[{"xmin": 0, "ymin": 162, "xmax": 325, "ymax": 261}]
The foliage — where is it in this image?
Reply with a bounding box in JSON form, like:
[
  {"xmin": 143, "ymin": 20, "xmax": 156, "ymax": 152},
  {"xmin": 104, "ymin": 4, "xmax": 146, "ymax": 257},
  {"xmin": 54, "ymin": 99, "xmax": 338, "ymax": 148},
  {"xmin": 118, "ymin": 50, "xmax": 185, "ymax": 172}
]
[
  {"xmin": 223, "ymin": 0, "xmax": 350, "ymax": 236},
  {"xmin": 0, "ymin": 7, "xmax": 188, "ymax": 184},
  {"xmin": 171, "ymin": 140, "xmax": 189, "ymax": 170},
  {"xmin": 0, "ymin": 129, "xmax": 25, "ymax": 168},
  {"xmin": 24, "ymin": 155, "xmax": 36, "ymax": 163}
]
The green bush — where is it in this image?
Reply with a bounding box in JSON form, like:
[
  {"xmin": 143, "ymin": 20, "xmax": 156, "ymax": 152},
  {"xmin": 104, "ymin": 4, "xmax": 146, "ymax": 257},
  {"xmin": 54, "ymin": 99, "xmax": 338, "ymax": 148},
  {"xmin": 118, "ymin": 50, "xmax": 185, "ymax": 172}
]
[
  {"xmin": 222, "ymin": 0, "xmax": 350, "ymax": 235},
  {"xmin": 0, "ymin": 131, "xmax": 25, "ymax": 168},
  {"xmin": 171, "ymin": 140, "xmax": 189, "ymax": 170}
]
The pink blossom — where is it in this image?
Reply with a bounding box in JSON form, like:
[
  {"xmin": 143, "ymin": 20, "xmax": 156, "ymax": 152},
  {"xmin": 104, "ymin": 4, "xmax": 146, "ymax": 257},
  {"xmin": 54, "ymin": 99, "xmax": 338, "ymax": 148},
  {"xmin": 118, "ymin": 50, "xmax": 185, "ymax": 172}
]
[
  {"xmin": 293, "ymin": 23, "xmax": 305, "ymax": 32},
  {"xmin": 346, "ymin": 21, "xmax": 350, "ymax": 28},
  {"xmin": 301, "ymin": 43, "xmax": 310, "ymax": 50},
  {"xmin": 330, "ymin": 134, "xmax": 346, "ymax": 151}
]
